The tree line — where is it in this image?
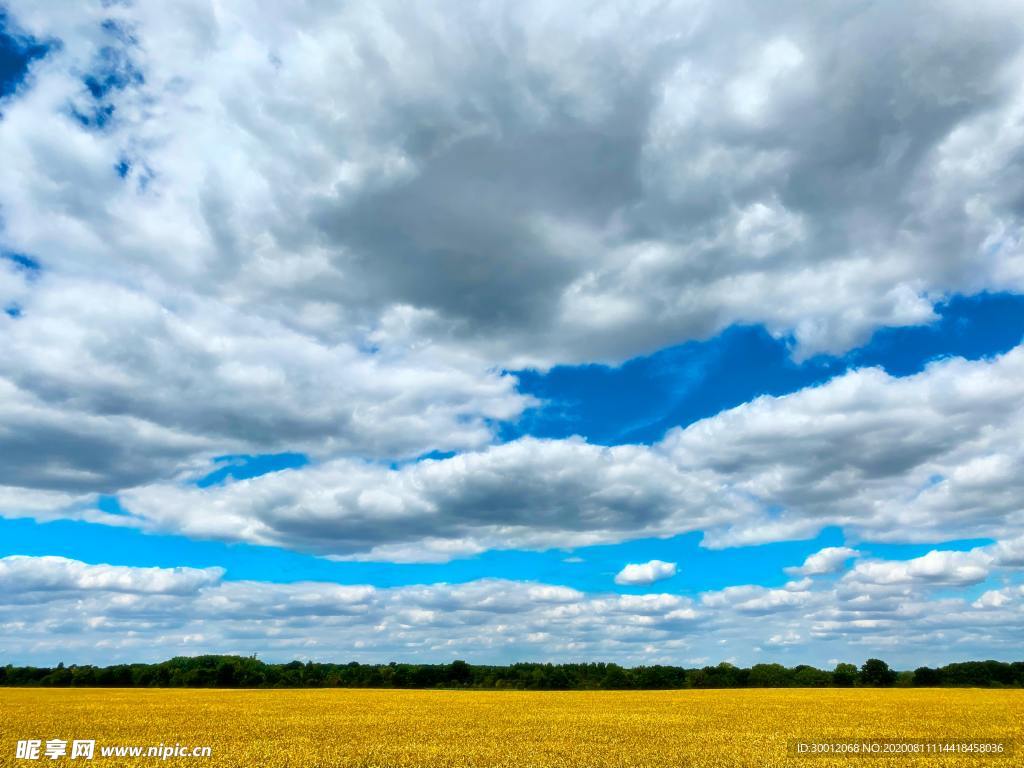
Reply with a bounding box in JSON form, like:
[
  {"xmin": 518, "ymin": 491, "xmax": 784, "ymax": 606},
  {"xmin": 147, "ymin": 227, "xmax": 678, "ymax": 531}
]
[{"xmin": 2, "ymin": 657, "xmax": 1023, "ymax": 689}]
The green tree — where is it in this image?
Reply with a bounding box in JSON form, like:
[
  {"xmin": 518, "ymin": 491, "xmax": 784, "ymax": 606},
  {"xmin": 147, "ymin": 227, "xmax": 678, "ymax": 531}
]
[
  {"xmin": 749, "ymin": 663, "xmax": 791, "ymax": 687},
  {"xmin": 832, "ymin": 663, "xmax": 858, "ymax": 687},
  {"xmin": 860, "ymin": 659, "xmax": 896, "ymax": 687},
  {"xmin": 601, "ymin": 664, "xmax": 630, "ymax": 689},
  {"xmin": 447, "ymin": 660, "xmax": 471, "ymax": 686},
  {"xmin": 216, "ymin": 661, "xmax": 237, "ymax": 688},
  {"xmin": 792, "ymin": 666, "xmax": 831, "ymax": 687},
  {"xmin": 895, "ymin": 671, "xmax": 914, "ymax": 687}
]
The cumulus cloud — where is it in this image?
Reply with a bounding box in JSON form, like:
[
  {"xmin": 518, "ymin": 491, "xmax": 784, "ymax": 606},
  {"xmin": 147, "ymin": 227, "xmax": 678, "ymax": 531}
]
[
  {"xmin": 0, "ymin": 279, "xmax": 531, "ymax": 494},
  {"xmin": 843, "ymin": 538, "xmax": 1024, "ymax": 589},
  {"xmin": 666, "ymin": 346, "xmax": 1024, "ymax": 550},
  {"xmin": 973, "ymin": 586, "xmax": 1024, "ymax": 609},
  {"xmin": 786, "ymin": 547, "xmax": 860, "ymax": 577},
  {"xmin": 2, "ymin": 556, "xmax": 1021, "ymax": 668},
  {"xmin": 113, "ymin": 437, "xmax": 739, "ymax": 560},
  {"xmin": 845, "ymin": 550, "xmax": 992, "ymax": 587},
  {"xmin": 614, "ymin": 560, "xmax": 678, "ymax": 586},
  {"xmin": 0, "ymin": 0, "xmax": 1021, "ymax": 503},
  {"xmin": 702, "ymin": 583, "xmax": 814, "ymax": 615},
  {"xmin": 990, "ymin": 538, "xmax": 1024, "ymax": 567},
  {"xmin": 34, "ymin": 345, "xmax": 1016, "ymax": 562},
  {"xmin": 0, "ymin": 555, "xmax": 223, "ymax": 596}
]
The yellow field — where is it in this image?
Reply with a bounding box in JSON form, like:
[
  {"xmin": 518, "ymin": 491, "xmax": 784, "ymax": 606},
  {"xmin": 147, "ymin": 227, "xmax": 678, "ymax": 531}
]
[{"xmin": 1, "ymin": 688, "xmax": 1021, "ymax": 767}]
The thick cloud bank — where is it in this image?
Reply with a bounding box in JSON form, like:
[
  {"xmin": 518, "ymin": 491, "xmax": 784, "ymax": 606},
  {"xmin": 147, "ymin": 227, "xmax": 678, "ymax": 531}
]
[{"xmin": 0, "ymin": 0, "xmax": 1023, "ymax": 501}]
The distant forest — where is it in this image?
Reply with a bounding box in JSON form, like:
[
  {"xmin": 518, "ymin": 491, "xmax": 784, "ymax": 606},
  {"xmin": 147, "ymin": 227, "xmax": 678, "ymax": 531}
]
[{"xmin": 2, "ymin": 656, "xmax": 1023, "ymax": 689}]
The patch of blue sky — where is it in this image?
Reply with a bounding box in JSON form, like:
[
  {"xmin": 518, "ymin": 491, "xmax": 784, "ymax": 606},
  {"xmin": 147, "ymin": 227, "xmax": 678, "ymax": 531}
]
[
  {"xmin": 99, "ymin": 18, "xmax": 137, "ymax": 47},
  {"xmin": 1, "ymin": 251, "xmax": 41, "ymax": 273},
  {"xmin": 386, "ymin": 449, "xmax": 458, "ymax": 470},
  {"xmin": 504, "ymin": 292, "xmax": 1024, "ymax": 445},
  {"xmin": 83, "ymin": 44, "xmax": 142, "ymax": 100},
  {"xmin": 1, "ymin": 252, "xmax": 40, "ymax": 317},
  {"xmin": 67, "ymin": 17, "xmax": 144, "ymax": 131},
  {"xmin": 95, "ymin": 495, "xmax": 132, "ymax": 516},
  {"xmin": 0, "ymin": 10, "xmax": 51, "ymax": 99},
  {"xmin": 194, "ymin": 450, "xmax": 464, "ymax": 482},
  {"xmin": 196, "ymin": 453, "xmax": 309, "ymax": 487},
  {"xmin": 69, "ymin": 98, "xmax": 116, "ymax": 129}
]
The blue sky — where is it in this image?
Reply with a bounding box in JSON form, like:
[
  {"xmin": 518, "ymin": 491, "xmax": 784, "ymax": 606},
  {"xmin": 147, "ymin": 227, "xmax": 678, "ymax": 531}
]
[
  {"xmin": 0, "ymin": 11, "xmax": 47, "ymax": 99},
  {"xmin": 506, "ymin": 293, "xmax": 1024, "ymax": 445},
  {"xmin": 1, "ymin": 1, "xmax": 1024, "ymax": 668}
]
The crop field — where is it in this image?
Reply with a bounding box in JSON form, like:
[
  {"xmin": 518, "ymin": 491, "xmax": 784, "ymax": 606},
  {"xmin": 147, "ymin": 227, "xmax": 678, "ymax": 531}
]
[{"xmin": 1, "ymin": 688, "xmax": 1021, "ymax": 767}]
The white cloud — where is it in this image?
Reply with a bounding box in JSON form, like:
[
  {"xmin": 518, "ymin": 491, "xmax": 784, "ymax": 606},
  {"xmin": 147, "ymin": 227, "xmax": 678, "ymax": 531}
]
[
  {"xmin": 0, "ymin": 278, "xmax": 532, "ymax": 494},
  {"xmin": 972, "ymin": 586, "xmax": 1024, "ymax": 609},
  {"xmin": 701, "ymin": 585, "xmax": 814, "ymax": 614},
  {"xmin": 109, "ymin": 437, "xmax": 720, "ymax": 560},
  {"xmin": 614, "ymin": 560, "xmax": 678, "ymax": 585},
  {"xmin": 845, "ymin": 550, "xmax": 992, "ymax": 587},
  {"xmin": 765, "ymin": 631, "xmax": 802, "ymax": 647},
  {"xmin": 786, "ymin": 547, "xmax": 860, "ymax": 577},
  {"xmin": 842, "ymin": 538, "xmax": 1024, "ymax": 589},
  {"xmin": 0, "ymin": 555, "xmax": 223, "ymax": 596},
  {"xmin": 990, "ymin": 536, "xmax": 1024, "ymax": 567}
]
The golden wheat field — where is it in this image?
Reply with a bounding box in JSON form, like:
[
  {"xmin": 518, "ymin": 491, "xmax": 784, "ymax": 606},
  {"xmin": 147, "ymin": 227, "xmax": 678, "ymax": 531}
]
[{"xmin": 1, "ymin": 688, "xmax": 1021, "ymax": 768}]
